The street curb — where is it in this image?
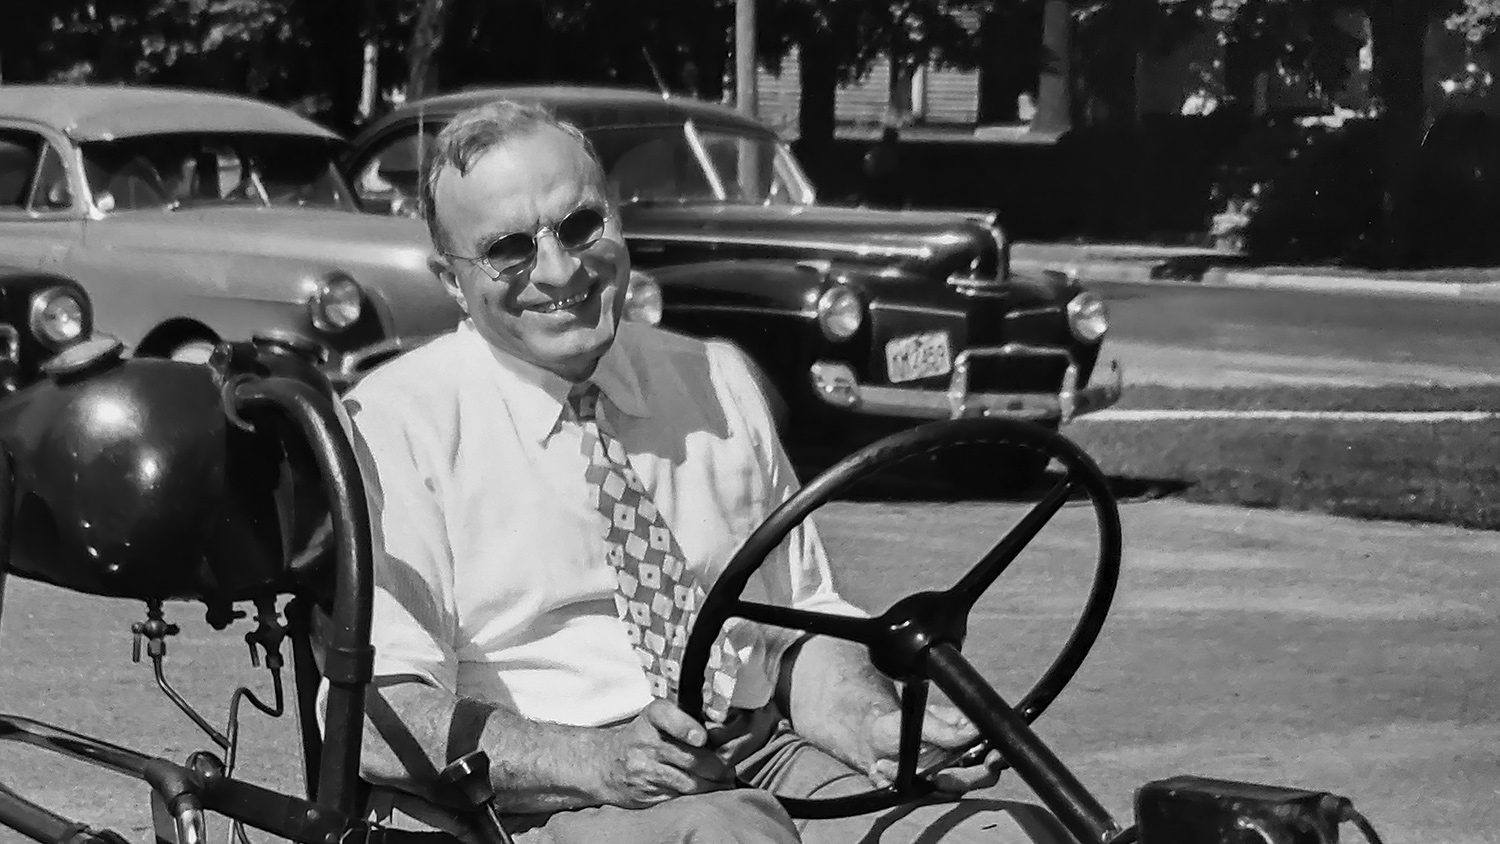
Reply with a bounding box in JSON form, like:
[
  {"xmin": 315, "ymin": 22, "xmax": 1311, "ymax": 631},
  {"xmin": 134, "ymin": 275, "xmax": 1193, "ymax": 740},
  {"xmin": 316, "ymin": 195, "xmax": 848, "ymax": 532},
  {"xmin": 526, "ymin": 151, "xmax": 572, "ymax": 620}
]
[{"xmin": 1011, "ymin": 258, "xmax": 1500, "ymax": 301}]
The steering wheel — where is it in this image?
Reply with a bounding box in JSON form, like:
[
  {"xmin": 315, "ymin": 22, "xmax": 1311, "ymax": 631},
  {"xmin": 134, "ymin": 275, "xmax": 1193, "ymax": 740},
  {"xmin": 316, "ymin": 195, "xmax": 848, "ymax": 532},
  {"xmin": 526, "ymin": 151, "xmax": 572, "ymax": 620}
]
[{"xmin": 678, "ymin": 417, "xmax": 1123, "ymax": 820}]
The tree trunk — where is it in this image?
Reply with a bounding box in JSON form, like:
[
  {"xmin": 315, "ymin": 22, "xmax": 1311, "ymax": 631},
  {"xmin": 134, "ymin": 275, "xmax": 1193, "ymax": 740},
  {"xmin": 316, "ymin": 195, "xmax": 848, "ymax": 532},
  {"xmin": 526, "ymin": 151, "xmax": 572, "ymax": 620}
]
[
  {"xmin": 976, "ymin": 3, "xmax": 1042, "ymax": 124},
  {"xmin": 1031, "ymin": 0, "xmax": 1073, "ymax": 136},
  {"xmin": 304, "ymin": 0, "xmax": 369, "ymax": 132},
  {"xmin": 796, "ymin": 34, "xmax": 838, "ymax": 177},
  {"xmin": 407, "ymin": 0, "xmax": 453, "ymax": 101},
  {"xmin": 1221, "ymin": 28, "xmax": 1258, "ymax": 120},
  {"xmin": 1366, "ymin": 0, "xmax": 1428, "ymax": 266},
  {"xmin": 685, "ymin": 18, "xmax": 728, "ymax": 102}
]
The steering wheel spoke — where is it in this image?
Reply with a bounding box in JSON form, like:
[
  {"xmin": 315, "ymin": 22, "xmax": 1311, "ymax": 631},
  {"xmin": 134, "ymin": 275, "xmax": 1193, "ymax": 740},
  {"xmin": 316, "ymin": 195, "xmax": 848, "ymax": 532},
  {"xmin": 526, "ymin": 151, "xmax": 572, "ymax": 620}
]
[
  {"xmin": 732, "ymin": 600, "xmax": 878, "ymax": 644},
  {"xmin": 894, "ymin": 679, "xmax": 930, "ymax": 793},
  {"xmin": 680, "ymin": 418, "xmax": 1122, "ymax": 821},
  {"xmin": 948, "ymin": 471, "xmax": 1080, "ymax": 609}
]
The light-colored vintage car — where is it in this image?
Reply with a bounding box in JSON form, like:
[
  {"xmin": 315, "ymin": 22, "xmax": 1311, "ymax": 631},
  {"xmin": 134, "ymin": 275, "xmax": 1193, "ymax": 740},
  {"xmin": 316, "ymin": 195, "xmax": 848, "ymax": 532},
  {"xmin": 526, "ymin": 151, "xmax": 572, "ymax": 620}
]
[{"xmin": 0, "ymin": 85, "xmax": 469, "ymax": 387}]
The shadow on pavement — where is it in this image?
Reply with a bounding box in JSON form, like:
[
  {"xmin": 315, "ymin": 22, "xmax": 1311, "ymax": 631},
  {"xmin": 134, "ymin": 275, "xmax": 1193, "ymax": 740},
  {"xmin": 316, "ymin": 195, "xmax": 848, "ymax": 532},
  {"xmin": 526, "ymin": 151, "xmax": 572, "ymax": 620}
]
[{"xmin": 816, "ymin": 465, "xmax": 1191, "ymax": 505}]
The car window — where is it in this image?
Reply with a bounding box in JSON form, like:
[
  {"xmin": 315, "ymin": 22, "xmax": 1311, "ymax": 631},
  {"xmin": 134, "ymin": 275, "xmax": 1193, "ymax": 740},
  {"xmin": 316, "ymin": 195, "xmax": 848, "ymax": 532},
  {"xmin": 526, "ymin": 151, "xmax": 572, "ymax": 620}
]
[
  {"xmin": 0, "ymin": 130, "xmax": 43, "ymax": 209},
  {"xmin": 354, "ymin": 128, "xmax": 435, "ymax": 217},
  {"xmin": 80, "ymin": 133, "xmax": 355, "ymax": 212},
  {"xmin": 588, "ymin": 125, "xmax": 718, "ymax": 204},
  {"xmin": 697, "ymin": 130, "xmax": 814, "ymax": 206},
  {"xmin": 25, "ymin": 143, "xmax": 72, "ymax": 211}
]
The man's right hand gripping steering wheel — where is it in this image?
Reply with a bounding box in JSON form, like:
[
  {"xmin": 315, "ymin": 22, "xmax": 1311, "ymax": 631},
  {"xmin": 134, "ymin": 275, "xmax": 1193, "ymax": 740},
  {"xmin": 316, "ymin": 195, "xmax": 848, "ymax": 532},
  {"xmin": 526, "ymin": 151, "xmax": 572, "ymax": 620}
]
[{"xmin": 594, "ymin": 700, "xmax": 738, "ymax": 808}]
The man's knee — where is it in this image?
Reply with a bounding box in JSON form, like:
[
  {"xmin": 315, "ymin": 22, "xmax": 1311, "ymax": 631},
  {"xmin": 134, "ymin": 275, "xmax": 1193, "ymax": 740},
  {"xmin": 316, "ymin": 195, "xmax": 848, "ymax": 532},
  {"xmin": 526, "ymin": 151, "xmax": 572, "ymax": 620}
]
[{"xmin": 665, "ymin": 790, "xmax": 801, "ymax": 844}]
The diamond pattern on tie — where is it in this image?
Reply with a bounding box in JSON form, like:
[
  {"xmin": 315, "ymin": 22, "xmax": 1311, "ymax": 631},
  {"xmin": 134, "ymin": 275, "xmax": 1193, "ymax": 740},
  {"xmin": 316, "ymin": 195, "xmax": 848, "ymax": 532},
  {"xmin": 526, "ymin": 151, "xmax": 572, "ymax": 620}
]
[{"xmin": 570, "ymin": 385, "xmax": 740, "ymax": 722}]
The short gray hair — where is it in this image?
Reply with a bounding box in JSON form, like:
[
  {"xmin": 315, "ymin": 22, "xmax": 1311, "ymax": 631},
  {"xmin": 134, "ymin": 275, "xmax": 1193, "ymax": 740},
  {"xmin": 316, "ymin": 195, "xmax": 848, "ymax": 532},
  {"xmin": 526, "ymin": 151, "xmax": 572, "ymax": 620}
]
[{"xmin": 419, "ymin": 99, "xmax": 605, "ymax": 254}]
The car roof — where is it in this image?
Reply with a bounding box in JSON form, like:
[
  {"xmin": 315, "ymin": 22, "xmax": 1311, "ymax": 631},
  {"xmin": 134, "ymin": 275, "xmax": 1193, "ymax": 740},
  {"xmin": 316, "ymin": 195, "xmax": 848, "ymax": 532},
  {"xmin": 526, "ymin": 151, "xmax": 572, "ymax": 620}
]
[
  {"xmin": 373, "ymin": 85, "xmax": 777, "ymax": 136},
  {"xmin": 0, "ymin": 84, "xmax": 341, "ymax": 142}
]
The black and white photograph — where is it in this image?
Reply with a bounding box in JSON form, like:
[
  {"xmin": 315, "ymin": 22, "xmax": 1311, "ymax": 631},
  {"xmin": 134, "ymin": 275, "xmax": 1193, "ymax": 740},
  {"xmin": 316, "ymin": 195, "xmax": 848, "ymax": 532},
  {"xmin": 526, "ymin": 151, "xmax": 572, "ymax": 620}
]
[{"xmin": 0, "ymin": 2, "xmax": 1492, "ymax": 843}]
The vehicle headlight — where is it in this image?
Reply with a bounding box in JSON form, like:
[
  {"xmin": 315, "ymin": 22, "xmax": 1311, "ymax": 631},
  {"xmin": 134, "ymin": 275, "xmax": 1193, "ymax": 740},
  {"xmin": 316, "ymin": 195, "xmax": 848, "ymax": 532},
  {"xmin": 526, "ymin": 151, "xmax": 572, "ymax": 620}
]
[
  {"xmin": 1066, "ymin": 291, "xmax": 1109, "ymax": 343},
  {"xmin": 29, "ymin": 288, "xmax": 86, "ymax": 348},
  {"xmin": 308, "ymin": 273, "xmax": 364, "ymax": 333},
  {"xmin": 817, "ymin": 286, "xmax": 863, "ymax": 341},
  {"xmin": 625, "ymin": 269, "xmax": 663, "ymax": 326}
]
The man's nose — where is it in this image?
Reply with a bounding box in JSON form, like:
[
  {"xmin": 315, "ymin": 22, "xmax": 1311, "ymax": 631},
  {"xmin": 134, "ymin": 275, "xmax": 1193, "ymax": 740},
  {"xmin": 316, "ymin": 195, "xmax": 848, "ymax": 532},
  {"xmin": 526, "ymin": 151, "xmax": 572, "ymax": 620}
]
[{"xmin": 530, "ymin": 232, "xmax": 581, "ymax": 287}]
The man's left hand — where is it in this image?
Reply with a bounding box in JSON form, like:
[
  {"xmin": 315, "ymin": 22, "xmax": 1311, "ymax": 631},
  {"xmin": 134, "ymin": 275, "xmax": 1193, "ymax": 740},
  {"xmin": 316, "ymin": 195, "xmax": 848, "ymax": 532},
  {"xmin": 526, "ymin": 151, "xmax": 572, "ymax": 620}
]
[{"xmin": 864, "ymin": 704, "xmax": 1005, "ymax": 795}]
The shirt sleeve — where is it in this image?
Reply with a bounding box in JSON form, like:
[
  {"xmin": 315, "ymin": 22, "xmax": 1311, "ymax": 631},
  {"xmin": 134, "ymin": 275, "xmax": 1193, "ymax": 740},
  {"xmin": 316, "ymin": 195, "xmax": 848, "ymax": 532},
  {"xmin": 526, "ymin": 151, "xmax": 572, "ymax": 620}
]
[
  {"xmin": 342, "ymin": 388, "xmax": 461, "ymax": 694},
  {"xmin": 705, "ymin": 341, "xmax": 868, "ymax": 665}
]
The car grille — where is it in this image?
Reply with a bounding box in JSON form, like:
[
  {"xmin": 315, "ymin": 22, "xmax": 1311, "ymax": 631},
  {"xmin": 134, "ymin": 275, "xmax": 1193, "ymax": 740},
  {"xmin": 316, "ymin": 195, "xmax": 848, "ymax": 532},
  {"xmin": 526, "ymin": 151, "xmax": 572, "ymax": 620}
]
[{"xmin": 960, "ymin": 350, "xmax": 1071, "ymax": 394}]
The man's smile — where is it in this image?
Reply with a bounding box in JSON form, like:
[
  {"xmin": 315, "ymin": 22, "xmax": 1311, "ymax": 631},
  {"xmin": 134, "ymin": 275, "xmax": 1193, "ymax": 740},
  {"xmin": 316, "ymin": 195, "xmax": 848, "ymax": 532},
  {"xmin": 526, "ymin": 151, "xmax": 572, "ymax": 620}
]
[{"xmin": 530, "ymin": 289, "xmax": 590, "ymax": 313}]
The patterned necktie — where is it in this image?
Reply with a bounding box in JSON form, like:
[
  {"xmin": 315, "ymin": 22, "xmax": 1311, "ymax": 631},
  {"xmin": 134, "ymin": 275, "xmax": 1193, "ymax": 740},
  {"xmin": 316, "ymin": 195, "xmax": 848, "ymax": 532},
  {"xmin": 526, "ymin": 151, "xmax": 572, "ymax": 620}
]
[{"xmin": 569, "ymin": 384, "xmax": 740, "ymax": 722}]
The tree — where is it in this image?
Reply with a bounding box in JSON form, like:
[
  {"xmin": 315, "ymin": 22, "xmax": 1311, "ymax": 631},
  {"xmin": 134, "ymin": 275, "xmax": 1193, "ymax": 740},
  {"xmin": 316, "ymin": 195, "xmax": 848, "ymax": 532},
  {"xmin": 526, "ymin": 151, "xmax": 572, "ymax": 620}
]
[
  {"xmin": 1086, "ymin": 0, "xmax": 1498, "ymax": 265},
  {"xmin": 0, "ymin": 0, "xmax": 374, "ymax": 130},
  {"xmin": 976, "ymin": 1, "xmax": 1044, "ymax": 123},
  {"xmin": 758, "ymin": 1, "xmax": 992, "ymax": 170},
  {"xmin": 1447, "ymin": 0, "xmax": 1500, "ymax": 42},
  {"xmin": 406, "ymin": 0, "xmax": 452, "ymax": 100}
]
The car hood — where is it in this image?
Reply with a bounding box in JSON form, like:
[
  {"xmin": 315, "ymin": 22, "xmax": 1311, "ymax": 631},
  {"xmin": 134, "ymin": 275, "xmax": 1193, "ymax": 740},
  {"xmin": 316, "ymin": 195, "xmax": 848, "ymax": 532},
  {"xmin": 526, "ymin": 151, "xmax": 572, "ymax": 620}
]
[
  {"xmin": 622, "ymin": 202, "xmax": 1001, "ymax": 277},
  {"xmin": 95, "ymin": 207, "xmax": 456, "ymax": 333}
]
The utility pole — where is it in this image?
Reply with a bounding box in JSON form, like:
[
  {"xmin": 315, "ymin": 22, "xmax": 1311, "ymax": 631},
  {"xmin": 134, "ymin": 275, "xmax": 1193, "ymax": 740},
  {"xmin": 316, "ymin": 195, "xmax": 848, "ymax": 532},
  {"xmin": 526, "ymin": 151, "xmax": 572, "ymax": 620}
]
[{"xmin": 735, "ymin": 0, "xmax": 758, "ymax": 117}]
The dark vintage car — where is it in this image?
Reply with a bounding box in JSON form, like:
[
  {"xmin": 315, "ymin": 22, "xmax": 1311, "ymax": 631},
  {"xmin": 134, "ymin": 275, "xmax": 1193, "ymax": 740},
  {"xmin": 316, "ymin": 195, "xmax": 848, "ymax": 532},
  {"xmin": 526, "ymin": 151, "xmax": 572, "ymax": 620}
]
[
  {"xmin": 347, "ymin": 86, "xmax": 1122, "ymax": 484},
  {"xmin": 0, "ymin": 267, "xmax": 92, "ymax": 395}
]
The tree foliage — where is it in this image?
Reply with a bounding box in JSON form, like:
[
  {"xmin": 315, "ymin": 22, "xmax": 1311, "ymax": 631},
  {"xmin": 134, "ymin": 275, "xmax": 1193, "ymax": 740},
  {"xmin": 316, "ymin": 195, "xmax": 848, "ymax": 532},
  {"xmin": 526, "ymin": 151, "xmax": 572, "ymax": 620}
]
[{"xmin": 0, "ymin": 0, "xmax": 367, "ymax": 128}]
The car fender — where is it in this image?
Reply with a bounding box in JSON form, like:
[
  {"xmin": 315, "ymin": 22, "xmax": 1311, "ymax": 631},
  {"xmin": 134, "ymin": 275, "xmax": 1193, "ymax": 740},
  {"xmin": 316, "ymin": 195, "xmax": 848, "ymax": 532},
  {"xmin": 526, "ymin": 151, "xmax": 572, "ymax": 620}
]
[{"xmin": 0, "ymin": 267, "xmax": 95, "ymax": 389}]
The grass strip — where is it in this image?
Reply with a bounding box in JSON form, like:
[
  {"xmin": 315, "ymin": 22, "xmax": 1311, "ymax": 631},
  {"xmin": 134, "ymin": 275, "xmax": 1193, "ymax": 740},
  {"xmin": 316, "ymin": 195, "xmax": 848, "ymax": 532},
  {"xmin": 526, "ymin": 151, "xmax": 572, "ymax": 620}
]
[
  {"xmin": 1114, "ymin": 384, "xmax": 1500, "ymax": 413},
  {"xmin": 1069, "ymin": 417, "xmax": 1500, "ymax": 530}
]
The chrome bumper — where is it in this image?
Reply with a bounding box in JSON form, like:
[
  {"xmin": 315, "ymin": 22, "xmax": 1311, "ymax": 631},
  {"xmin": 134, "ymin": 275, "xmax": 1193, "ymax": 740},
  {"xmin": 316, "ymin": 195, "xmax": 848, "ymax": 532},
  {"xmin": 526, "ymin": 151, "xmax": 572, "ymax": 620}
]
[{"xmin": 809, "ymin": 344, "xmax": 1123, "ymax": 423}]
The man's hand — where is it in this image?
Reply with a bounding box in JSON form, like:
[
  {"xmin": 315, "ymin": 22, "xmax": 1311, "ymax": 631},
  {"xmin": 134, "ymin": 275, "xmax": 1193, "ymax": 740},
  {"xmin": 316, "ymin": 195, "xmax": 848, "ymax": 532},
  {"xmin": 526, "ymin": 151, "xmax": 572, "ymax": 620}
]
[
  {"xmin": 865, "ymin": 704, "xmax": 1005, "ymax": 795},
  {"xmin": 592, "ymin": 700, "xmax": 737, "ymax": 808}
]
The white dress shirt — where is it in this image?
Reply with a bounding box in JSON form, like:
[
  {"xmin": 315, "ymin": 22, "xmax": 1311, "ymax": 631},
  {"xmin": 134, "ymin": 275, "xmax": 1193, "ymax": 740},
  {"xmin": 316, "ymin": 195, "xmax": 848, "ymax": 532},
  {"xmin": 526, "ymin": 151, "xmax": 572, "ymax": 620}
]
[{"xmin": 344, "ymin": 319, "xmax": 862, "ymax": 727}]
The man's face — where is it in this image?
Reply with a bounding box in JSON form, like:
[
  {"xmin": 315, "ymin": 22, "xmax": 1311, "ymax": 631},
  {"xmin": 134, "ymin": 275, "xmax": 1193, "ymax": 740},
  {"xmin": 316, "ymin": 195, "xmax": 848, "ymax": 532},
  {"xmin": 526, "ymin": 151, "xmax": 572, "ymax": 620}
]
[{"xmin": 432, "ymin": 125, "xmax": 629, "ymax": 381}]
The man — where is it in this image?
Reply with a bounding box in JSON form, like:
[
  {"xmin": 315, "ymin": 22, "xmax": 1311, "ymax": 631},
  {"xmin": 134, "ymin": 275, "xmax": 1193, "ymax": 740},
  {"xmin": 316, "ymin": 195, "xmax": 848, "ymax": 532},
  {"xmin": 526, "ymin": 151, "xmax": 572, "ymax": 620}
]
[{"xmin": 342, "ymin": 100, "xmax": 1068, "ymax": 844}]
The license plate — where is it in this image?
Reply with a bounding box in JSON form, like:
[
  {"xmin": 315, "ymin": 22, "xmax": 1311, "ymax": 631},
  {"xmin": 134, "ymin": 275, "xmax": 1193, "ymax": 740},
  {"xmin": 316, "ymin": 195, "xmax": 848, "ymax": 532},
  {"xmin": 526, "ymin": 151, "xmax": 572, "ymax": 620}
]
[{"xmin": 885, "ymin": 331, "xmax": 953, "ymax": 383}]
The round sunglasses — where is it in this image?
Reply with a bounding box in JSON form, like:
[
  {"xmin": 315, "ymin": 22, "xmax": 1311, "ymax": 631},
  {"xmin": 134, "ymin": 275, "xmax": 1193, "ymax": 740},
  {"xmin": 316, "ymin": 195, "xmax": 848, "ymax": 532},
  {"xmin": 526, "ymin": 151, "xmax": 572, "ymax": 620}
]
[{"xmin": 443, "ymin": 205, "xmax": 612, "ymax": 279}]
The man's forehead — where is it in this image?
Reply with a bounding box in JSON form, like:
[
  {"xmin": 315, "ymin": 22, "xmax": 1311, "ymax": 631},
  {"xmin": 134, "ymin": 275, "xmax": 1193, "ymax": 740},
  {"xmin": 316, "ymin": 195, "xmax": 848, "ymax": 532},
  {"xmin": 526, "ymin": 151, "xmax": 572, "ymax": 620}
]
[{"xmin": 437, "ymin": 126, "xmax": 603, "ymax": 205}]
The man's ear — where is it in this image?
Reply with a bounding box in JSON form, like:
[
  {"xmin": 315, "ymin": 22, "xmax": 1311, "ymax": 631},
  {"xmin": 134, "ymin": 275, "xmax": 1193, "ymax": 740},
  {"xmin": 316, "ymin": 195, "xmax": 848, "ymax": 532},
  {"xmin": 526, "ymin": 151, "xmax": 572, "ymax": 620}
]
[{"xmin": 429, "ymin": 252, "xmax": 468, "ymax": 313}]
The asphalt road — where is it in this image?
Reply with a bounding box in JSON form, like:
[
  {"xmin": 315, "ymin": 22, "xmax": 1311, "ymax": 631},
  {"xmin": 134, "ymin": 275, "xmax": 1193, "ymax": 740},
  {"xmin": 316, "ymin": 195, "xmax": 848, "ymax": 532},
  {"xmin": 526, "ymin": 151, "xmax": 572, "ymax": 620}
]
[
  {"xmin": 0, "ymin": 497, "xmax": 1494, "ymax": 843},
  {"xmin": 1090, "ymin": 280, "xmax": 1500, "ymax": 387}
]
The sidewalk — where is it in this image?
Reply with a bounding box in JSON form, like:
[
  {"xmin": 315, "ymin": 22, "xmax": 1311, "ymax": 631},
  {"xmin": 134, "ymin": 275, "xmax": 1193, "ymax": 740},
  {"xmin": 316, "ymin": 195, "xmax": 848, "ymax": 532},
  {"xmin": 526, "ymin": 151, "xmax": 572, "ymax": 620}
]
[{"xmin": 1010, "ymin": 242, "xmax": 1500, "ymax": 301}]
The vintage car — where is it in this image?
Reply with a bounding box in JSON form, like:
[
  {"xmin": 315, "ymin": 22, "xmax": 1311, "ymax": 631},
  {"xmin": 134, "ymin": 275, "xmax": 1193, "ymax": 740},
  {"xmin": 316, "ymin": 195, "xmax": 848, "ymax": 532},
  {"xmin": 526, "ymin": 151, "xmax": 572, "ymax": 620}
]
[
  {"xmin": 346, "ymin": 86, "xmax": 1122, "ymax": 483},
  {"xmin": 0, "ymin": 85, "xmax": 467, "ymax": 388},
  {"xmin": 0, "ymin": 266, "xmax": 92, "ymax": 394}
]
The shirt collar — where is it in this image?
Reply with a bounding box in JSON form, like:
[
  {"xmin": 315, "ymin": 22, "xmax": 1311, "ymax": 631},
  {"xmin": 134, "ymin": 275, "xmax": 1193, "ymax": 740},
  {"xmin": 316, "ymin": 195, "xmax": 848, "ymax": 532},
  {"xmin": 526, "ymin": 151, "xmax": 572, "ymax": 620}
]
[{"xmin": 460, "ymin": 320, "xmax": 650, "ymax": 443}]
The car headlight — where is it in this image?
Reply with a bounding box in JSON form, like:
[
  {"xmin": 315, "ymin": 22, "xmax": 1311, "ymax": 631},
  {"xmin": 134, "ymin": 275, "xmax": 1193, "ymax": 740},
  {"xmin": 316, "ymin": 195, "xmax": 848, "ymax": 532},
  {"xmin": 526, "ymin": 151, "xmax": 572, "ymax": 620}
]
[
  {"xmin": 625, "ymin": 269, "xmax": 663, "ymax": 325},
  {"xmin": 308, "ymin": 273, "xmax": 364, "ymax": 333},
  {"xmin": 1066, "ymin": 291, "xmax": 1109, "ymax": 343},
  {"xmin": 817, "ymin": 286, "xmax": 863, "ymax": 341},
  {"xmin": 29, "ymin": 288, "xmax": 86, "ymax": 348}
]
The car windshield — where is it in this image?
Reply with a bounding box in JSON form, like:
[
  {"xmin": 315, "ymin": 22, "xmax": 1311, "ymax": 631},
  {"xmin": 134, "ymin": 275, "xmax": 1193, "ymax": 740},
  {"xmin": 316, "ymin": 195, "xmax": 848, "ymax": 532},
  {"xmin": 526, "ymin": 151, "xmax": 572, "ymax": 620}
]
[
  {"xmin": 80, "ymin": 133, "xmax": 355, "ymax": 212},
  {"xmin": 588, "ymin": 123, "xmax": 815, "ymax": 206}
]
